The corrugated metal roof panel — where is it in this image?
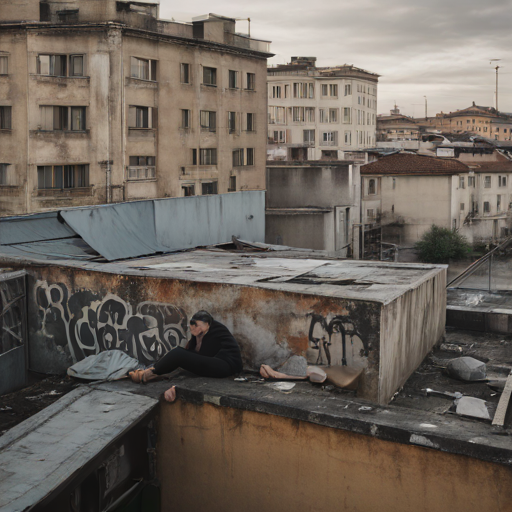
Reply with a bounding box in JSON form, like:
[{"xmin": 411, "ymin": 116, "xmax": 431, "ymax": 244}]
[
  {"xmin": 0, "ymin": 238, "xmax": 100, "ymax": 261},
  {"xmin": 0, "ymin": 212, "xmax": 76, "ymax": 245},
  {"xmin": 60, "ymin": 201, "xmax": 166, "ymax": 261}
]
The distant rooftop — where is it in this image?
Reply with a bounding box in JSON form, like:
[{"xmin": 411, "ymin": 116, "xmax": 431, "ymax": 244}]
[{"xmin": 361, "ymin": 152, "xmax": 468, "ymax": 175}]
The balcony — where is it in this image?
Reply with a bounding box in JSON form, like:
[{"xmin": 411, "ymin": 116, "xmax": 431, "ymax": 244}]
[{"xmin": 127, "ymin": 166, "xmax": 156, "ymax": 181}]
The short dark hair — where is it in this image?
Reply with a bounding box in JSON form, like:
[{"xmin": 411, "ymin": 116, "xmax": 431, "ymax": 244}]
[{"xmin": 190, "ymin": 310, "xmax": 213, "ymax": 326}]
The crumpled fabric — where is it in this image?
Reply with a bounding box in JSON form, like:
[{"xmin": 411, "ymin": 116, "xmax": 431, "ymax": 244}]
[{"xmin": 67, "ymin": 350, "xmax": 141, "ymax": 381}]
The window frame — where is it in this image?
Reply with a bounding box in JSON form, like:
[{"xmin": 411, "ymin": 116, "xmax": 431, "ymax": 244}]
[
  {"xmin": 180, "ymin": 63, "xmax": 191, "ymax": 84},
  {"xmin": 130, "ymin": 56, "xmax": 157, "ymax": 81},
  {"xmin": 203, "ymin": 66, "xmax": 217, "ymax": 86},
  {"xmin": 37, "ymin": 164, "xmax": 89, "ymax": 190},
  {"xmin": 0, "ymin": 55, "xmax": 8, "ymax": 75},
  {"xmin": 181, "ymin": 109, "xmax": 190, "ymax": 129},
  {"xmin": 228, "ymin": 70, "xmax": 238, "ymax": 89},
  {"xmin": 199, "ymin": 148, "xmax": 217, "ymax": 166},
  {"xmin": 246, "ymin": 72, "xmax": 256, "ymax": 91},
  {"xmin": 200, "ymin": 110, "xmax": 216, "ymax": 132},
  {"xmin": 0, "ymin": 106, "xmax": 12, "ymax": 130},
  {"xmin": 246, "ymin": 113, "xmax": 255, "ymax": 132}
]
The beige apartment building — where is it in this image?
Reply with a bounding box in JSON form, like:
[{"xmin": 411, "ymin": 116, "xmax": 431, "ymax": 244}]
[
  {"xmin": 0, "ymin": 0, "xmax": 271, "ymax": 216},
  {"xmin": 361, "ymin": 152, "xmax": 512, "ymax": 246},
  {"xmin": 267, "ymin": 57, "xmax": 379, "ymax": 161}
]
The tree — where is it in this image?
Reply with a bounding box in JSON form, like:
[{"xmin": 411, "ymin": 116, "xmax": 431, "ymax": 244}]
[{"xmin": 415, "ymin": 225, "xmax": 471, "ymax": 263}]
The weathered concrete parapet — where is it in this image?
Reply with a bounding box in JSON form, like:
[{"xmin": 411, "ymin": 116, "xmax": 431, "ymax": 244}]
[{"xmin": 25, "ymin": 255, "xmax": 446, "ymax": 405}]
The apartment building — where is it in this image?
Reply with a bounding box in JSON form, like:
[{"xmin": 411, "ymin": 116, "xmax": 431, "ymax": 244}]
[
  {"xmin": 267, "ymin": 57, "xmax": 379, "ymax": 161},
  {"xmin": 0, "ymin": 0, "xmax": 272, "ymax": 216},
  {"xmin": 420, "ymin": 103, "xmax": 512, "ymax": 142},
  {"xmin": 361, "ymin": 151, "xmax": 512, "ymax": 246}
]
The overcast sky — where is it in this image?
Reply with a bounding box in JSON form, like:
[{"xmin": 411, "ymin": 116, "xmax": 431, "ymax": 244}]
[{"xmin": 159, "ymin": 0, "xmax": 512, "ymax": 118}]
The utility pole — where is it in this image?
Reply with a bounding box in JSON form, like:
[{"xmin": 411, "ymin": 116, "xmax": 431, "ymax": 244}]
[
  {"xmin": 490, "ymin": 59, "xmax": 501, "ymax": 112},
  {"xmin": 424, "ymin": 96, "xmax": 428, "ymax": 120}
]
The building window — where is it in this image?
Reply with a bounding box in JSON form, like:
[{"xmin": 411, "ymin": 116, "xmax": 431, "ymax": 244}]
[
  {"xmin": 128, "ymin": 156, "xmax": 155, "ymax": 180},
  {"xmin": 468, "ymin": 176, "xmax": 476, "ymax": 187},
  {"xmin": 366, "ymin": 209, "xmax": 375, "ymax": 220},
  {"xmin": 232, "ymin": 149, "xmax": 244, "ymax": 167},
  {"xmin": 247, "ymin": 148, "xmax": 254, "ymax": 166},
  {"xmin": 228, "ymin": 175, "xmax": 236, "ymax": 192},
  {"xmin": 269, "ymin": 130, "xmax": 286, "ymax": 143},
  {"xmin": 228, "ymin": 70, "xmax": 238, "ymax": 89},
  {"xmin": 499, "ymin": 176, "xmax": 507, "ymax": 187},
  {"xmin": 329, "ymin": 109, "xmax": 338, "ymax": 123},
  {"xmin": 272, "ymin": 85, "xmax": 281, "ymax": 98},
  {"xmin": 181, "ymin": 109, "xmax": 190, "ymax": 129},
  {"xmin": 330, "ymin": 84, "xmax": 338, "ymax": 97},
  {"xmin": 284, "ymin": 84, "xmax": 289, "ymax": 98},
  {"xmin": 483, "ymin": 201, "xmax": 490, "ymax": 213},
  {"xmin": 130, "ymin": 57, "xmax": 157, "ymax": 81},
  {"xmin": 305, "ymin": 107, "xmax": 315, "ymax": 123},
  {"xmin": 192, "ymin": 149, "xmax": 197, "ymax": 165},
  {"xmin": 484, "ymin": 176, "xmax": 491, "ymax": 188},
  {"xmin": 321, "ymin": 131, "xmax": 337, "ymax": 145},
  {"xmin": 319, "ymin": 109, "xmax": 327, "ymax": 123},
  {"xmin": 0, "ymin": 164, "xmax": 10, "ymax": 185},
  {"xmin": 0, "ymin": 55, "xmax": 8, "ymax": 75},
  {"xmin": 246, "ymin": 73, "xmax": 255, "ymax": 90},
  {"xmin": 368, "ymin": 179, "xmax": 376, "ymax": 195},
  {"xmin": 228, "ymin": 112, "xmax": 237, "ymax": 133},
  {"xmin": 344, "ymin": 83, "xmax": 351, "ymax": 96},
  {"xmin": 202, "ymin": 181, "xmax": 218, "ymax": 195},
  {"xmin": 246, "ymin": 113, "xmax": 255, "ymax": 132},
  {"xmin": 293, "ymin": 82, "xmax": 310, "ymax": 98},
  {"xmin": 303, "ymin": 129, "xmax": 315, "ymax": 144},
  {"xmin": 181, "ymin": 63, "xmax": 190, "ymax": 84},
  {"xmin": 460, "ymin": 203, "xmax": 465, "ymax": 211},
  {"xmin": 37, "ymin": 54, "xmax": 67, "ymax": 76},
  {"xmin": 343, "ymin": 108, "xmax": 351, "ymax": 124},
  {"xmin": 0, "ymin": 106, "xmax": 12, "ymax": 129},
  {"xmin": 182, "ymin": 184, "xmax": 195, "ymax": 196},
  {"xmin": 344, "ymin": 130, "xmax": 351, "ymax": 145},
  {"xmin": 292, "ymin": 107, "xmax": 305, "ymax": 123},
  {"xmin": 39, "ymin": 106, "xmax": 86, "ymax": 131},
  {"xmin": 128, "ymin": 106, "xmax": 156, "ymax": 128},
  {"xmin": 459, "ymin": 176, "xmax": 465, "ymax": 189},
  {"xmin": 321, "ymin": 84, "xmax": 328, "ymax": 97},
  {"xmin": 199, "ymin": 148, "xmax": 217, "ymax": 165},
  {"xmin": 203, "ymin": 67, "xmax": 217, "ymax": 86},
  {"xmin": 497, "ymin": 195, "xmax": 502, "ymax": 212},
  {"xmin": 37, "ymin": 164, "xmax": 89, "ymax": 189},
  {"xmin": 57, "ymin": 9, "xmax": 79, "ymax": 22},
  {"xmin": 200, "ymin": 110, "xmax": 216, "ymax": 132}
]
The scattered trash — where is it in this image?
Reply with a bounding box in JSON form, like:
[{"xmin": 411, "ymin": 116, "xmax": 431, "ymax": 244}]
[
  {"xmin": 455, "ymin": 396, "xmax": 490, "ymax": 420},
  {"xmin": 265, "ymin": 382, "xmax": 296, "ymax": 393},
  {"xmin": 278, "ymin": 355, "xmax": 308, "ymax": 377},
  {"xmin": 234, "ymin": 377, "xmax": 248, "ymax": 382},
  {"xmin": 358, "ymin": 406, "xmax": 372, "ymax": 412},
  {"xmin": 26, "ymin": 391, "xmax": 62, "ymax": 401},
  {"xmin": 487, "ymin": 379, "xmax": 507, "ymax": 392},
  {"xmin": 322, "ymin": 385, "xmax": 334, "ymax": 392},
  {"xmin": 440, "ymin": 343, "xmax": 463, "ymax": 354},
  {"xmin": 0, "ymin": 406, "xmax": 12, "ymax": 412},
  {"xmin": 445, "ymin": 357, "xmax": 487, "ymax": 381},
  {"xmin": 423, "ymin": 388, "xmax": 463, "ymax": 400},
  {"xmin": 464, "ymin": 293, "xmax": 484, "ymax": 306}
]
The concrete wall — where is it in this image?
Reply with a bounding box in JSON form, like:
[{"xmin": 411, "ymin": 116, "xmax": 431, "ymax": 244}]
[
  {"xmin": 379, "ymin": 269, "xmax": 446, "ymax": 403},
  {"xmin": 158, "ymin": 401, "xmax": 512, "ymax": 512},
  {"xmin": 265, "ymin": 212, "xmax": 330, "ymax": 250},
  {"xmin": 26, "ymin": 267, "xmax": 383, "ymax": 401}
]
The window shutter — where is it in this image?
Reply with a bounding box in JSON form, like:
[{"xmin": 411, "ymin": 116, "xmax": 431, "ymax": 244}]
[
  {"xmin": 151, "ymin": 107, "xmax": 158, "ymax": 129},
  {"xmin": 128, "ymin": 106, "xmax": 136, "ymax": 128}
]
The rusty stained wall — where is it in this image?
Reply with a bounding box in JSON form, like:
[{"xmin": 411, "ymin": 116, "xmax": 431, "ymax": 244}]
[
  {"xmin": 26, "ymin": 266, "xmax": 382, "ymax": 400},
  {"xmin": 158, "ymin": 401, "xmax": 512, "ymax": 512},
  {"xmin": 379, "ymin": 269, "xmax": 446, "ymax": 404}
]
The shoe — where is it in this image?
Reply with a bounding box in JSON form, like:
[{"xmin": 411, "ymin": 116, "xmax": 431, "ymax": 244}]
[{"xmin": 129, "ymin": 368, "xmax": 158, "ymax": 384}]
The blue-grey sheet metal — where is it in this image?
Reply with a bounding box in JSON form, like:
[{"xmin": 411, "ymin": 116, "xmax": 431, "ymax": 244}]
[
  {"xmin": 60, "ymin": 201, "xmax": 166, "ymax": 261},
  {"xmin": 154, "ymin": 191, "xmax": 265, "ymax": 250},
  {"xmin": 0, "ymin": 212, "xmax": 76, "ymax": 245},
  {"xmin": 0, "ymin": 238, "xmax": 100, "ymax": 260}
]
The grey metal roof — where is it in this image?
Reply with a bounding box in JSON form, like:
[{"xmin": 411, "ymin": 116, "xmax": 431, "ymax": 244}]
[
  {"xmin": 0, "ymin": 212, "xmax": 76, "ymax": 245},
  {"xmin": 0, "ymin": 238, "xmax": 100, "ymax": 261}
]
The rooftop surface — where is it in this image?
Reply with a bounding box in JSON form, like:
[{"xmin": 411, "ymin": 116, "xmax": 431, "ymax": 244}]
[{"xmin": 361, "ymin": 153, "xmax": 469, "ymax": 175}]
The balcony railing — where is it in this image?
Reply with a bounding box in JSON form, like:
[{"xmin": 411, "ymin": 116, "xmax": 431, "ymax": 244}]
[{"xmin": 127, "ymin": 166, "xmax": 156, "ymax": 180}]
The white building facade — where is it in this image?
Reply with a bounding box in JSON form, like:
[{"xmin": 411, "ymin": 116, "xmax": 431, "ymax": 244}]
[{"xmin": 267, "ymin": 57, "xmax": 379, "ymax": 161}]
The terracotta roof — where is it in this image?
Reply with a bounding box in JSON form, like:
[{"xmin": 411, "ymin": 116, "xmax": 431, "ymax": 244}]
[
  {"xmin": 361, "ymin": 153, "xmax": 469, "ymax": 175},
  {"xmin": 467, "ymin": 161, "xmax": 512, "ymax": 174}
]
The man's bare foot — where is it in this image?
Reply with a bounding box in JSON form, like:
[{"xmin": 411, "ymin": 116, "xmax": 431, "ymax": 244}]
[{"xmin": 164, "ymin": 386, "xmax": 176, "ymax": 402}]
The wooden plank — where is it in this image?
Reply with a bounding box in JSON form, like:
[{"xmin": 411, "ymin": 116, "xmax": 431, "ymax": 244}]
[{"xmin": 492, "ymin": 372, "xmax": 512, "ymax": 427}]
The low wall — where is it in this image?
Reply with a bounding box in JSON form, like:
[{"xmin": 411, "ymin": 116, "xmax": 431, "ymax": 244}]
[{"xmin": 157, "ymin": 400, "xmax": 512, "ymax": 512}]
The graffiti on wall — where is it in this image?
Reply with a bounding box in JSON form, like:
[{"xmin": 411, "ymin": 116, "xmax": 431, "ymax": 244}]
[
  {"xmin": 307, "ymin": 313, "xmax": 369, "ymax": 368},
  {"xmin": 35, "ymin": 281, "xmax": 188, "ymax": 365}
]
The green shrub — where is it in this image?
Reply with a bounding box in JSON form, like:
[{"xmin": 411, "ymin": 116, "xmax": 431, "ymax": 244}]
[{"xmin": 415, "ymin": 225, "xmax": 471, "ymax": 263}]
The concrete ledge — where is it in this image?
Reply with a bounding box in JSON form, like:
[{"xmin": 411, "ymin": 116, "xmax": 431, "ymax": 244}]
[{"xmin": 95, "ymin": 375, "xmax": 512, "ymax": 468}]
